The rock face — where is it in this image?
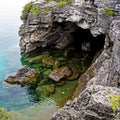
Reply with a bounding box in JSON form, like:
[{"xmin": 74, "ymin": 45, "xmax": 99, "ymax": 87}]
[
  {"xmin": 19, "ymin": 0, "xmax": 120, "ymax": 86},
  {"xmin": 51, "ymin": 85, "xmax": 120, "ymax": 120},
  {"xmin": 49, "ymin": 66, "xmax": 72, "ymax": 82},
  {"xmin": 18, "ymin": 0, "xmax": 120, "ymax": 119},
  {"xmin": 4, "ymin": 66, "xmax": 39, "ymax": 85}
]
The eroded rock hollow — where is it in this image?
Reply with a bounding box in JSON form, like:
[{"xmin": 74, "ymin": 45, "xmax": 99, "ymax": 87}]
[{"xmin": 18, "ymin": 0, "xmax": 120, "ymax": 119}]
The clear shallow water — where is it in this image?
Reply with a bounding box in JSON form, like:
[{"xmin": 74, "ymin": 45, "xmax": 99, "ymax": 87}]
[{"xmin": 0, "ymin": 0, "xmax": 37, "ymax": 111}]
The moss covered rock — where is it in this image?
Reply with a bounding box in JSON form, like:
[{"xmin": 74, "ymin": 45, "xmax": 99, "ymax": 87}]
[
  {"xmin": 0, "ymin": 108, "xmax": 12, "ymax": 120},
  {"xmin": 36, "ymin": 84, "xmax": 55, "ymax": 98},
  {"xmin": 21, "ymin": 48, "xmax": 93, "ymax": 106}
]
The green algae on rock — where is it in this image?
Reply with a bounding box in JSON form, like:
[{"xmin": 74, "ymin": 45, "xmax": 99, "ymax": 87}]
[
  {"xmin": 50, "ymin": 80, "xmax": 78, "ymax": 106},
  {"xmin": 36, "ymin": 84, "xmax": 55, "ymax": 98},
  {"xmin": 0, "ymin": 108, "xmax": 12, "ymax": 120},
  {"xmin": 21, "ymin": 48, "xmax": 93, "ymax": 106}
]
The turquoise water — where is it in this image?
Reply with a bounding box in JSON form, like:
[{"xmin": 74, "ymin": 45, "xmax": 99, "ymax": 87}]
[{"xmin": 0, "ymin": 0, "xmax": 37, "ymax": 111}]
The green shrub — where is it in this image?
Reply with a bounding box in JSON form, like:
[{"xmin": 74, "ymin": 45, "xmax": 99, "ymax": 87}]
[
  {"xmin": 24, "ymin": 1, "xmax": 33, "ymax": 11},
  {"xmin": 46, "ymin": 0, "xmax": 53, "ymax": 2},
  {"xmin": 92, "ymin": 89, "xmax": 97, "ymax": 94},
  {"xmin": 57, "ymin": 0, "xmax": 71, "ymax": 7},
  {"xmin": 104, "ymin": 7, "xmax": 114, "ymax": 16},
  {"xmin": 44, "ymin": 8, "xmax": 50, "ymax": 15},
  {"xmin": 22, "ymin": 1, "xmax": 33, "ymax": 18},
  {"xmin": 30, "ymin": 6, "xmax": 41, "ymax": 16},
  {"xmin": 22, "ymin": 11, "xmax": 29, "ymax": 18},
  {"xmin": 110, "ymin": 95, "xmax": 120, "ymax": 112}
]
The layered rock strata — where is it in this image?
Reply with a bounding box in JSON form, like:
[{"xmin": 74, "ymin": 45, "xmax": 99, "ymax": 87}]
[
  {"xmin": 18, "ymin": 0, "xmax": 120, "ymax": 119},
  {"xmin": 5, "ymin": 66, "xmax": 39, "ymax": 85}
]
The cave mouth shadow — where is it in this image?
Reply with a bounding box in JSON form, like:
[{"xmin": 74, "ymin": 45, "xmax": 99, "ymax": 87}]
[
  {"xmin": 72, "ymin": 26, "xmax": 105, "ymax": 55},
  {"xmin": 52, "ymin": 21, "xmax": 105, "ymax": 57},
  {"xmin": 20, "ymin": 22, "xmax": 106, "ymax": 104}
]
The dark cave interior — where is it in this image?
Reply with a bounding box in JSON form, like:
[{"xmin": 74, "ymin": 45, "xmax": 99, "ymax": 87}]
[
  {"xmin": 54, "ymin": 21, "xmax": 105, "ymax": 54},
  {"xmin": 72, "ymin": 27, "xmax": 105, "ymax": 53}
]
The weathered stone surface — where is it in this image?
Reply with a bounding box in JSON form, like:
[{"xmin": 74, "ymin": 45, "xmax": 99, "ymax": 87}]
[
  {"xmin": 4, "ymin": 66, "xmax": 39, "ymax": 85},
  {"xmin": 51, "ymin": 85, "xmax": 120, "ymax": 120},
  {"xmin": 18, "ymin": 0, "xmax": 120, "ymax": 119},
  {"xmin": 49, "ymin": 66, "xmax": 72, "ymax": 82}
]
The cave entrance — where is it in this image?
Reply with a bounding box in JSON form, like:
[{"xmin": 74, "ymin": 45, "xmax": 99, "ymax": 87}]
[
  {"xmin": 52, "ymin": 22, "xmax": 106, "ymax": 98},
  {"xmin": 20, "ymin": 21, "xmax": 106, "ymax": 107},
  {"xmin": 53, "ymin": 21, "xmax": 105, "ymax": 57},
  {"xmin": 72, "ymin": 27, "xmax": 105, "ymax": 54}
]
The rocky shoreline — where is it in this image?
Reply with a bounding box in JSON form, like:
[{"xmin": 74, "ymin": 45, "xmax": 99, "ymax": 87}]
[{"xmin": 4, "ymin": 0, "xmax": 120, "ymax": 119}]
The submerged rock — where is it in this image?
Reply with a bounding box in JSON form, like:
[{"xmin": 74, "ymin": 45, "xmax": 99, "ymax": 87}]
[
  {"xmin": 36, "ymin": 84, "xmax": 55, "ymax": 98},
  {"xmin": 49, "ymin": 66, "xmax": 72, "ymax": 82},
  {"xmin": 4, "ymin": 66, "xmax": 39, "ymax": 85},
  {"xmin": 21, "ymin": 49, "xmax": 88, "ymax": 106}
]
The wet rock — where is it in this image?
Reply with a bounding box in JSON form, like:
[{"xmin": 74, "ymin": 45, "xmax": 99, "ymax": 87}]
[
  {"xmin": 4, "ymin": 66, "xmax": 39, "ymax": 85},
  {"xmin": 29, "ymin": 54, "xmax": 55, "ymax": 66},
  {"xmin": 49, "ymin": 66, "xmax": 72, "ymax": 82},
  {"xmin": 36, "ymin": 84, "xmax": 55, "ymax": 98},
  {"xmin": 55, "ymin": 81, "xmax": 65, "ymax": 86}
]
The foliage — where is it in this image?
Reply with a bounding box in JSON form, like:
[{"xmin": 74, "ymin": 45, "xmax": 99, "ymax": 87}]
[
  {"xmin": 30, "ymin": 6, "xmax": 41, "ymax": 16},
  {"xmin": 110, "ymin": 95, "xmax": 120, "ymax": 112},
  {"xmin": 57, "ymin": 0, "xmax": 71, "ymax": 7},
  {"xmin": 92, "ymin": 89, "xmax": 97, "ymax": 94},
  {"xmin": 46, "ymin": 0, "xmax": 53, "ymax": 2},
  {"xmin": 24, "ymin": 1, "xmax": 33, "ymax": 11},
  {"xmin": 22, "ymin": 1, "xmax": 33, "ymax": 18},
  {"xmin": 104, "ymin": 7, "xmax": 114, "ymax": 16},
  {"xmin": 44, "ymin": 8, "xmax": 50, "ymax": 15}
]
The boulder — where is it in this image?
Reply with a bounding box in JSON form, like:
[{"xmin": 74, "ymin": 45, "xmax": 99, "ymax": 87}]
[
  {"xmin": 49, "ymin": 66, "xmax": 72, "ymax": 82},
  {"xmin": 4, "ymin": 66, "xmax": 39, "ymax": 85}
]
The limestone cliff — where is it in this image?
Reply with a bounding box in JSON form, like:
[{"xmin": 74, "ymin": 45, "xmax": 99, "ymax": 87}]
[{"xmin": 19, "ymin": 0, "xmax": 120, "ymax": 119}]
